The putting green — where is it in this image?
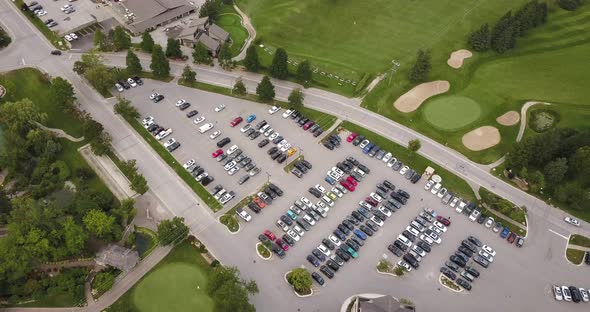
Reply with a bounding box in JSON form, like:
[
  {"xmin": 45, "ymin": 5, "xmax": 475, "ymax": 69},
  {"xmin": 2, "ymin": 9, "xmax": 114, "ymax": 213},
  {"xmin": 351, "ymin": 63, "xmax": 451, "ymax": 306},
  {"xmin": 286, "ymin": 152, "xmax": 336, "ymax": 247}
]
[
  {"xmin": 132, "ymin": 263, "xmax": 214, "ymax": 312},
  {"xmin": 423, "ymin": 96, "xmax": 482, "ymax": 130}
]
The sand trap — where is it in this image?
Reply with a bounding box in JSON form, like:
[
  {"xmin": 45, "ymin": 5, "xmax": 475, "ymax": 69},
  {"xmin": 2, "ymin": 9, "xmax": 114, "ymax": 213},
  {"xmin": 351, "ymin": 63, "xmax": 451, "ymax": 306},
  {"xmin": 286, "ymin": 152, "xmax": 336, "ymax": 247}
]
[
  {"xmin": 393, "ymin": 80, "xmax": 450, "ymax": 113},
  {"xmin": 496, "ymin": 111, "xmax": 520, "ymax": 126},
  {"xmin": 462, "ymin": 126, "xmax": 501, "ymax": 151},
  {"xmin": 447, "ymin": 49, "xmax": 473, "ymax": 69}
]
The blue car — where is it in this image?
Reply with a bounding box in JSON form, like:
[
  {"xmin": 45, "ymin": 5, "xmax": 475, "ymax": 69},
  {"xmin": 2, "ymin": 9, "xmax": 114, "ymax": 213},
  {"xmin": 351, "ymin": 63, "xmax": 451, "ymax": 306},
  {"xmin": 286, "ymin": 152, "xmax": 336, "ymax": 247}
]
[
  {"xmin": 353, "ymin": 229, "xmax": 367, "ymax": 240},
  {"xmin": 500, "ymin": 227, "xmax": 510, "ymax": 238},
  {"xmin": 307, "ymin": 254, "xmax": 320, "ymax": 267},
  {"xmin": 287, "ymin": 210, "xmax": 298, "ymax": 220},
  {"xmin": 362, "ymin": 143, "xmax": 375, "ymax": 154},
  {"xmin": 246, "ymin": 114, "xmax": 256, "ymax": 122},
  {"xmin": 325, "ymin": 175, "xmax": 336, "ymax": 185}
]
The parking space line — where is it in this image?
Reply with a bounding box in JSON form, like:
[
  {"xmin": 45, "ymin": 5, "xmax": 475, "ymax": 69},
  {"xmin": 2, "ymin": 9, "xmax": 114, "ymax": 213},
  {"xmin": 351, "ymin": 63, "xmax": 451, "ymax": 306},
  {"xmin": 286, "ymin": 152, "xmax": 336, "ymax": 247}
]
[{"xmin": 548, "ymin": 229, "xmax": 568, "ymax": 240}]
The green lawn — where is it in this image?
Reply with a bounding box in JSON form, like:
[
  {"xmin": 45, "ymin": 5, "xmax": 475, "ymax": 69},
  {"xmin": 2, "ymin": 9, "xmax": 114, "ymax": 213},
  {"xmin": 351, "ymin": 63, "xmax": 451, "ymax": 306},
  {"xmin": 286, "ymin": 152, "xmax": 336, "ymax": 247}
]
[
  {"xmin": 569, "ymin": 235, "xmax": 590, "ymax": 249},
  {"xmin": 218, "ymin": 5, "xmax": 249, "ymax": 57},
  {"xmin": 423, "ymin": 95, "xmax": 482, "ymax": 130},
  {"xmin": 107, "ymin": 242, "xmax": 214, "ymax": 312},
  {"xmin": 566, "ymin": 248, "xmax": 586, "ymax": 265}
]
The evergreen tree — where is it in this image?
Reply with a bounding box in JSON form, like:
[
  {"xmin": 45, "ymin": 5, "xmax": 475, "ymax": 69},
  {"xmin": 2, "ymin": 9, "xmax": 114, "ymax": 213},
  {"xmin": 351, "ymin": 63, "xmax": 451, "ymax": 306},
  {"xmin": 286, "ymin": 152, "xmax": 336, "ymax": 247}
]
[
  {"xmin": 233, "ymin": 78, "xmax": 247, "ymax": 96},
  {"xmin": 126, "ymin": 50, "xmax": 142, "ymax": 75},
  {"xmin": 218, "ymin": 42, "xmax": 232, "ymax": 67},
  {"xmin": 181, "ymin": 65, "xmax": 196, "ymax": 84},
  {"xmin": 150, "ymin": 44, "xmax": 170, "ymax": 78},
  {"xmin": 256, "ymin": 76, "xmax": 275, "ymax": 102},
  {"xmin": 93, "ymin": 29, "xmax": 107, "ymax": 51},
  {"xmin": 244, "ymin": 45, "xmax": 260, "ymax": 72},
  {"xmin": 192, "ymin": 42, "xmax": 212, "ymax": 64},
  {"xmin": 165, "ymin": 38, "xmax": 183, "ymax": 59},
  {"xmin": 558, "ymin": 0, "xmax": 582, "ymax": 11},
  {"xmin": 407, "ymin": 49, "xmax": 431, "ymax": 84},
  {"xmin": 468, "ymin": 24, "xmax": 491, "ymax": 52},
  {"xmin": 140, "ymin": 32, "xmax": 155, "ymax": 53},
  {"xmin": 112, "ymin": 26, "xmax": 131, "ymax": 51},
  {"xmin": 288, "ymin": 88, "xmax": 304, "ymax": 108},
  {"xmin": 269, "ymin": 48, "xmax": 289, "ymax": 79},
  {"xmin": 296, "ymin": 60, "xmax": 312, "ymax": 82},
  {"xmin": 199, "ymin": 0, "xmax": 222, "ymax": 19},
  {"xmin": 491, "ymin": 12, "xmax": 516, "ymax": 53}
]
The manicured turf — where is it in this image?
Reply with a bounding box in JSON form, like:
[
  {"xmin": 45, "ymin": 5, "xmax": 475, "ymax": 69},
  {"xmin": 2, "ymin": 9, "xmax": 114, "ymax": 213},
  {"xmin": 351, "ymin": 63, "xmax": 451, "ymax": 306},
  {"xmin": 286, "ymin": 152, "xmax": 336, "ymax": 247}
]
[
  {"xmin": 217, "ymin": 6, "xmax": 249, "ymax": 57},
  {"xmin": 107, "ymin": 242, "xmax": 214, "ymax": 312},
  {"xmin": 423, "ymin": 96, "xmax": 482, "ymax": 130},
  {"xmin": 566, "ymin": 248, "xmax": 585, "ymax": 265},
  {"xmin": 569, "ymin": 235, "xmax": 590, "ymax": 249}
]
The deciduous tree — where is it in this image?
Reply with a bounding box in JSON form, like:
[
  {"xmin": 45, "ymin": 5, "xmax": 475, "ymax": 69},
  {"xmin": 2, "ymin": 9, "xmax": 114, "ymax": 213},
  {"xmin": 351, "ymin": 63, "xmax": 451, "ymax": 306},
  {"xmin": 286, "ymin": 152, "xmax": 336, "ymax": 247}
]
[
  {"xmin": 113, "ymin": 97, "xmax": 140, "ymax": 119},
  {"xmin": 287, "ymin": 268, "xmax": 312, "ymax": 293},
  {"xmin": 49, "ymin": 77, "xmax": 76, "ymax": 112},
  {"xmin": 93, "ymin": 29, "xmax": 107, "ymax": 51},
  {"xmin": 207, "ymin": 266, "xmax": 258, "ymax": 312},
  {"xmin": 193, "ymin": 42, "xmax": 212, "ymax": 64},
  {"xmin": 543, "ymin": 157, "xmax": 568, "ymax": 186},
  {"xmin": 233, "ymin": 78, "xmax": 247, "ymax": 96},
  {"xmin": 408, "ymin": 139, "xmax": 421, "ymax": 152},
  {"xmin": 112, "ymin": 26, "xmax": 131, "ymax": 51},
  {"xmin": 83, "ymin": 209, "xmax": 115, "ymax": 239},
  {"xmin": 218, "ymin": 42, "xmax": 232, "ymax": 68},
  {"xmin": 157, "ymin": 217, "xmax": 189, "ymax": 245}
]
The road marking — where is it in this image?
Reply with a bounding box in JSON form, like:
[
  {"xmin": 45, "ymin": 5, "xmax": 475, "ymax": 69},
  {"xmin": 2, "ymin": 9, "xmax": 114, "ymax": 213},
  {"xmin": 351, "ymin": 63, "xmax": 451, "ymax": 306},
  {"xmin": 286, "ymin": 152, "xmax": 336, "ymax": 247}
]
[
  {"xmin": 21, "ymin": 57, "xmax": 25, "ymax": 65},
  {"xmin": 548, "ymin": 229, "xmax": 568, "ymax": 240}
]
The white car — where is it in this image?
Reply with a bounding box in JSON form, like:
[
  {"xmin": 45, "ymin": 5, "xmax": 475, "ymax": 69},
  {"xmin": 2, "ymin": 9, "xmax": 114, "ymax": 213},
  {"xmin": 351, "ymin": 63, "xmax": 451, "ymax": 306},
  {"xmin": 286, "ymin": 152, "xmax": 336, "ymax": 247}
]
[
  {"xmin": 268, "ymin": 106, "xmax": 280, "ymax": 114},
  {"xmin": 432, "ymin": 221, "xmax": 447, "ymax": 232},
  {"xmin": 382, "ymin": 152, "xmax": 392, "ymax": 163},
  {"xmin": 127, "ymin": 78, "xmax": 137, "ymax": 87},
  {"xmin": 399, "ymin": 166, "xmax": 409, "ymax": 175},
  {"xmin": 370, "ymin": 192, "xmax": 383, "ymax": 203},
  {"xmin": 287, "ymin": 229, "xmax": 300, "ymax": 241},
  {"xmin": 468, "ymin": 209, "xmax": 480, "ymax": 222},
  {"xmin": 276, "ymin": 220, "xmax": 289, "ymax": 232},
  {"xmin": 430, "ymin": 183, "xmax": 441, "ymax": 195},
  {"xmin": 580, "ymin": 288, "xmax": 589, "ymax": 302},
  {"xmin": 193, "ymin": 116, "xmax": 206, "ymax": 124},
  {"xmin": 209, "ymin": 130, "xmax": 222, "ymax": 139},
  {"xmin": 456, "ymin": 201, "xmax": 466, "ymax": 213},
  {"xmin": 282, "ymin": 109, "xmax": 293, "ymax": 118},
  {"xmin": 449, "ymin": 197, "xmax": 460, "ymax": 208},
  {"xmin": 214, "ymin": 104, "xmax": 226, "ymax": 112},
  {"xmin": 228, "ymin": 166, "xmax": 240, "ymax": 176},
  {"xmin": 359, "ymin": 139, "xmax": 370, "ymax": 149},
  {"xmin": 396, "ymin": 234, "xmax": 412, "ymax": 248},
  {"xmin": 115, "ymin": 83, "xmax": 124, "ymax": 92},
  {"xmin": 428, "ymin": 225, "xmax": 442, "ymax": 236},
  {"xmin": 224, "ymin": 161, "xmax": 237, "ymax": 171},
  {"xmin": 419, "ymin": 234, "xmax": 434, "ymax": 245},
  {"xmin": 269, "ymin": 132, "xmax": 279, "ymax": 140},
  {"xmin": 423, "ymin": 207, "xmax": 437, "ymax": 217},
  {"xmin": 155, "ymin": 128, "xmax": 172, "ymax": 140},
  {"xmin": 481, "ymin": 245, "xmax": 496, "ymax": 257},
  {"xmin": 371, "ymin": 216, "xmax": 384, "ymax": 227},
  {"xmin": 478, "ymin": 250, "xmax": 494, "ymax": 263},
  {"xmin": 359, "ymin": 201, "xmax": 372, "ymax": 210},
  {"xmin": 69, "ymin": 33, "xmax": 78, "ymax": 40},
  {"xmin": 321, "ymin": 195, "xmax": 334, "ymax": 207},
  {"xmin": 292, "ymin": 225, "xmax": 305, "ymax": 237},
  {"xmin": 553, "ymin": 285, "xmax": 563, "ymax": 301},
  {"xmin": 61, "ymin": 4, "xmax": 73, "ymax": 11},
  {"xmin": 264, "ymin": 128, "xmax": 274, "ymax": 137},
  {"xmin": 410, "ymin": 221, "xmax": 425, "ymax": 232},
  {"xmin": 331, "ymin": 187, "xmax": 343, "ymax": 198},
  {"xmin": 314, "ymin": 184, "xmax": 327, "ymax": 194},
  {"xmin": 424, "ymin": 180, "xmax": 434, "ymax": 190},
  {"xmin": 236, "ymin": 208, "xmax": 251, "ymax": 222},
  {"xmin": 196, "ymin": 172, "xmax": 208, "ymax": 182},
  {"xmin": 36, "ymin": 10, "xmax": 47, "ymax": 16},
  {"xmin": 149, "ymin": 93, "xmax": 158, "ymax": 100},
  {"xmin": 142, "ymin": 116, "xmax": 154, "ymax": 125},
  {"xmin": 182, "ymin": 159, "xmax": 195, "ymax": 169},
  {"xmin": 387, "ymin": 157, "xmax": 397, "ymax": 168},
  {"xmin": 226, "ymin": 145, "xmax": 239, "ymax": 154},
  {"xmin": 175, "ymin": 99, "xmax": 187, "ymax": 107},
  {"xmin": 564, "ymin": 217, "xmax": 580, "ymax": 227},
  {"xmin": 303, "ymin": 214, "xmax": 316, "ymax": 226},
  {"xmin": 332, "ymin": 167, "xmax": 345, "ymax": 176},
  {"xmin": 240, "ymin": 124, "xmax": 252, "ymax": 133},
  {"xmin": 163, "ymin": 138, "xmax": 176, "ymax": 148},
  {"xmin": 412, "ymin": 245, "xmax": 427, "ymax": 257},
  {"xmin": 300, "ymin": 197, "xmax": 313, "ymax": 208},
  {"xmin": 280, "ymin": 143, "xmax": 291, "ymax": 152},
  {"xmin": 315, "ymin": 200, "xmax": 328, "ymax": 212},
  {"xmin": 64, "ymin": 35, "xmax": 73, "ymax": 42},
  {"xmin": 437, "ymin": 187, "xmax": 447, "ymax": 198},
  {"xmin": 484, "ymin": 217, "xmax": 494, "ymax": 228},
  {"xmin": 328, "ymin": 234, "xmax": 342, "ymax": 246},
  {"xmin": 397, "ymin": 260, "xmax": 412, "ymax": 272},
  {"xmin": 562, "ymin": 286, "xmax": 572, "ymax": 301},
  {"xmin": 277, "ymin": 140, "xmax": 288, "ymax": 149},
  {"xmin": 405, "ymin": 226, "xmax": 420, "ymax": 237},
  {"xmin": 317, "ymin": 244, "xmax": 331, "ymax": 257},
  {"xmin": 378, "ymin": 206, "xmax": 391, "ymax": 217}
]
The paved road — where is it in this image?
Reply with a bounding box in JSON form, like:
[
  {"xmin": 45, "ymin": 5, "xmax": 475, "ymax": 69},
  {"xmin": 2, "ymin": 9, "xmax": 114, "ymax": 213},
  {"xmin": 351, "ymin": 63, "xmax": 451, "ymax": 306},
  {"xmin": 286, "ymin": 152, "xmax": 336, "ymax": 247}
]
[{"xmin": 1, "ymin": 0, "xmax": 589, "ymax": 311}]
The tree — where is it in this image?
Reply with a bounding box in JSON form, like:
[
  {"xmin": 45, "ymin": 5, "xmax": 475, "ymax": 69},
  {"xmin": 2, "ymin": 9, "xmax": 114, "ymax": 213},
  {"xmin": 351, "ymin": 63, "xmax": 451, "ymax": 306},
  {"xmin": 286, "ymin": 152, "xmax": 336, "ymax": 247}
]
[
  {"xmin": 256, "ymin": 76, "xmax": 275, "ymax": 102},
  {"xmin": 115, "ymin": 198, "xmax": 136, "ymax": 226},
  {"xmin": 295, "ymin": 60, "xmax": 312, "ymax": 82},
  {"xmin": 157, "ymin": 217, "xmax": 189, "ymax": 245},
  {"xmin": 140, "ymin": 32, "xmax": 155, "ymax": 53},
  {"xmin": 244, "ymin": 45, "xmax": 259, "ymax": 72},
  {"xmin": 269, "ymin": 48, "xmax": 289, "ymax": 79},
  {"xmin": 218, "ymin": 42, "xmax": 232, "ymax": 67},
  {"xmin": 407, "ymin": 49, "xmax": 431, "ymax": 84},
  {"xmin": 192, "ymin": 42, "xmax": 212, "ymax": 64},
  {"xmin": 49, "ymin": 77, "xmax": 76, "ymax": 112},
  {"xmin": 558, "ymin": 0, "xmax": 583, "ymax": 11},
  {"xmin": 468, "ymin": 24, "xmax": 491, "ymax": 52},
  {"xmin": 527, "ymin": 170, "xmax": 545, "ymax": 192},
  {"xmin": 287, "ymin": 268, "xmax": 312, "ymax": 293},
  {"xmin": 569, "ymin": 146, "xmax": 590, "ymax": 183},
  {"xmin": 207, "ymin": 266, "xmax": 258, "ymax": 312},
  {"xmin": 62, "ymin": 217, "xmax": 87, "ymax": 256},
  {"xmin": 112, "ymin": 26, "xmax": 131, "ymax": 51},
  {"xmin": 130, "ymin": 173, "xmax": 148, "ymax": 194},
  {"xmin": 491, "ymin": 12, "xmax": 516, "ymax": 53},
  {"xmin": 544, "ymin": 157, "xmax": 568, "ymax": 186},
  {"xmin": 288, "ymin": 88, "xmax": 304, "ymax": 108},
  {"xmin": 93, "ymin": 271, "xmax": 116, "ymax": 293},
  {"xmin": 199, "ymin": 0, "xmax": 222, "ymax": 19},
  {"xmin": 85, "ymin": 65, "xmax": 114, "ymax": 95},
  {"xmin": 114, "ymin": 97, "xmax": 140, "ymax": 119},
  {"xmin": 181, "ymin": 65, "xmax": 196, "ymax": 84},
  {"xmin": 83, "ymin": 209, "xmax": 115, "ymax": 239},
  {"xmin": 126, "ymin": 49, "xmax": 142, "ymax": 75},
  {"xmin": 408, "ymin": 139, "xmax": 421, "ymax": 152},
  {"xmin": 165, "ymin": 38, "xmax": 183, "ymax": 59},
  {"xmin": 150, "ymin": 44, "xmax": 170, "ymax": 78},
  {"xmin": 0, "ymin": 99, "xmax": 46, "ymax": 136},
  {"xmin": 90, "ymin": 131, "xmax": 112, "ymax": 156},
  {"xmin": 93, "ymin": 29, "xmax": 107, "ymax": 51},
  {"xmin": 233, "ymin": 78, "xmax": 247, "ymax": 96},
  {"xmin": 82, "ymin": 118, "xmax": 104, "ymax": 142}
]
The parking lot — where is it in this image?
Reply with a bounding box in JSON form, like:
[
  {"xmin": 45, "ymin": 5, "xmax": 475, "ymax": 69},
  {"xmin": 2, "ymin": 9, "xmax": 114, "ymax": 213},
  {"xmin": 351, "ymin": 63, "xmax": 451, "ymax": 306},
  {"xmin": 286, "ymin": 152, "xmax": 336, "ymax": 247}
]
[
  {"xmin": 122, "ymin": 79, "xmax": 590, "ymax": 312},
  {"xmin": 28, "ymin": 0, "xmax": 111, "ymax": 35}
]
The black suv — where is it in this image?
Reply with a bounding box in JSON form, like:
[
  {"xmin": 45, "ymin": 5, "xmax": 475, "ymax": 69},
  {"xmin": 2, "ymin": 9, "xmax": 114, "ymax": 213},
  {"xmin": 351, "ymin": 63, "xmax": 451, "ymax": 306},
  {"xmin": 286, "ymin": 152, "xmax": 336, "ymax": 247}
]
[{"xmin": 216, "ymin": 137, "xmax": 231, "ymax": 148}]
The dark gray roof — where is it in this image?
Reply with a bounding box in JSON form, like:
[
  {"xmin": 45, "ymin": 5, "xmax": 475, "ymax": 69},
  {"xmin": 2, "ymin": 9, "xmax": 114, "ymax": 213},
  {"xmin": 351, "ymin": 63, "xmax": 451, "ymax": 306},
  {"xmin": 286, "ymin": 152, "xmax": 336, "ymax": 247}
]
[
  {"xmin": 357, "ymin": 296, "xmax": 413, "ymax": 312},
  {"xmin": 177, "ymin": 17, "xmax": 209, "ymax": 39},
  {"xmin": 123, "ymin": 0, "xmax": 196, "ymax": 33},
  {"xmin": 196, "ymin": 34, "xmax": 220, "ymax": 52},
  {"xmin": 96, "ymin": 244, "xmax": 139, "ymax": 271},
  {"xmin": 207, "ymin": 24, "xmax": 229, "ymax": 42}
]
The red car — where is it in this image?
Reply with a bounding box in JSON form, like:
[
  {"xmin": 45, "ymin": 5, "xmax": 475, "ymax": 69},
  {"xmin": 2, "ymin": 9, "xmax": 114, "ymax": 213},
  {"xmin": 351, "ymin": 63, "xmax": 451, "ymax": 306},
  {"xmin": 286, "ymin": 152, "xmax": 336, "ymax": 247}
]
[
  {"xmin": 365, "ymin": 197, "xmax": 378, "ymax": 207},
  {"xmin": 437, "ymin": 216, "xmax": 451, "ymax": 226},
  {"xmin": 264, "ymin": 230, "xmax": 276, "ymax": 241},
  {"xmin": 230, "ymin": 117, "xmax": 243, "ymax": 127},
  {"xmin": 212, "ymin": 149, "xmax": 223, "ymax": 158},
  {"xmin": 347, "ymin": 133, "xmax": 358, "ymax": 142},
  {"xmin": 347, "ymin": 176, "xmax": 358, "ymax": 187},
  {"xmin": 303, "ymin": 121, "xmax": 315, "ymax": 130},
  {"xmin": 276, "ymin": 238, "xmax": 289, "ymax": 251},
  {"xmin": 253, "ymin": 197, "xmax": 266, "ymax": 209},
  {"xmin": 507, "ymin": 232, "xmax": 517, "ymax": 244},
  {"xmin": 340, "ymin": 180, "xmax": 355, "ymax": 192}
]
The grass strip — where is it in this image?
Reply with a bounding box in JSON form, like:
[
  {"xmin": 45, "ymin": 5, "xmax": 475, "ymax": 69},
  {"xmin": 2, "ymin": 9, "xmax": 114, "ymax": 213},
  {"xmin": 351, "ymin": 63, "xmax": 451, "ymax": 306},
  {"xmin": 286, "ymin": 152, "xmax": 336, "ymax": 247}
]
[
  {"xmin": 569, "ymin": 234, "xmax": 590, "ymax": 248},
  {"xmin": 566, "ymin": 248, "xmax": 585, "ymax": 265},
  {"xmin": 121, "ymin": 115, "xmax": 222, "ymax": 211},
  {"xmin": 341, "ymin": 121, "xmax": 476, "ymax": 202},
  {"xmin": 257, "ymin": 243, "xmax": 270, "ymax": 258},
  {"xmin": 478, "ymin": 207, "xmax": 526, "ymax": 237},
  {"xmin": 283, "ymin": 155, "xmax": 304, "ymax": 173}
]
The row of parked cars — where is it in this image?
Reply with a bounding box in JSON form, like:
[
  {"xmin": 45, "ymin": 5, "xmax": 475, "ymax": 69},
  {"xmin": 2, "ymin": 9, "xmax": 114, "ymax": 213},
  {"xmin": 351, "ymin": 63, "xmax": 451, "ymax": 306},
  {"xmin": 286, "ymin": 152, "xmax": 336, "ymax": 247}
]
[
  {"xmin": 181, "ymin": 158, "xmax": 215, "ymax": 188},
  {"xmin": 323, "ymin": 133, "xmax": 342, "ymax": 150},
  {"xmin": 212, "ymin": 144, "xmax": 260, "ymax": 185},
  {"xmin": 115, "ymin": 77, "xmax": 144, "ymax": 92},
  {"xmin": 424, "ymin": 179, "xmax": 525, "ymax": 247},
  {"xmin": 389, "ymin": 207, "xmax": 447, "ymax": 271},
  {"xmin": 244, "ymin": 183, "xmax": 283, "ymax": 217},
  {"xmin": 348, "ymin": 133, "xmax": 422, "ymax": 184},
  {"xmin": 141, "ymin": 116, "xmax": 179, "ymax": 153},
  {"xmin": 279, "ymin": 108, "xmax": 325, "ymax": 138},
  {"xmin": 210, "ymin": 185, "xmax": 235, "ymax": 206},
  {"xmin": 554, "ymin": 285, "xmax": 590, "ymax": 303},
  {"xmin": 440, "ymin": 236, "xmax": 494, "ymax": 292},
  {"xmin": 290, "ymin": 159, "xmax": 313, "ymax": 178}
]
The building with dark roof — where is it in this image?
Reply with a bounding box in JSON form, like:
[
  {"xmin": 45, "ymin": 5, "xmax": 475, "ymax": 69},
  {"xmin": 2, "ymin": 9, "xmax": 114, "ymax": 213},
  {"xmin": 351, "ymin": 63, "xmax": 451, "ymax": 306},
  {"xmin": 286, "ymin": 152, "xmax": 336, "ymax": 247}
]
[
  {"xmin": 114, "ymin": 0, "xmax": 196, "ymax": 34},
  {"xmin": 96, "ymin": 244, "xmax": 139, "ymax": 272},
  {"xmin": 175, "ymin": 18, "xmax": 230, "ymax": 56}
]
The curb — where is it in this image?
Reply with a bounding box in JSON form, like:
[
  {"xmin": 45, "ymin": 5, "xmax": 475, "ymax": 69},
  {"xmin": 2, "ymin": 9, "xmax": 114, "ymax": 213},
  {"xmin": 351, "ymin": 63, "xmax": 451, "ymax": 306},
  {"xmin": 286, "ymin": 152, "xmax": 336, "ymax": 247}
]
[
  {"xmin": 564, "ymin": 235, "xmax": 584, "ymax": 266},
  {"xmin": 217, "ymin": 215, "xmax": 240, "ymax": 235},
  {"xmin": 438, "ymin": 274, "xmax": 463, "ymax": 293},
  {"xmin": 255, "ymin": 243, "xmax": 272, "ymax": 260},
  {"xmin": 283, "ymin": 271, "xmax": 314, "ymax": 298}
]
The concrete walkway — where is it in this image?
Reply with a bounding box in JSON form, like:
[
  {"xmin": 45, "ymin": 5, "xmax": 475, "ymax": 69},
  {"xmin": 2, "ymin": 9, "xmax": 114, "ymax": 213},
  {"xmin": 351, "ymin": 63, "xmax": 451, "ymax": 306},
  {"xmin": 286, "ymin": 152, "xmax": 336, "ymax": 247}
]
[
  {"xmin": 231, "ymin": 4, "xmax": 256, "ymax": 61},
  {"xmin": 35, "ymin": 121, "xmax": 85, "ymax": 142},
  {"xmin": 567, "ymin": 245, "xmax": 590, "ymax": 252},
  {"xmin": 517, "ymin": 101, "xmax": 550, "ymax": 142}
]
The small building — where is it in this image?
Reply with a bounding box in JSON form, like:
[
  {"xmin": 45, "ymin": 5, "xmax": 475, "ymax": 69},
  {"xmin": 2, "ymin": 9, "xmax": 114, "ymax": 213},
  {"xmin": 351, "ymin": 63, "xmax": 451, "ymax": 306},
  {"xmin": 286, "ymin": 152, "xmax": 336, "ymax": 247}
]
[
  {"xmin": 175, "ymin": 17, "xmax": 230, "ymax": 56},
  {"xmin": 177, "ymin": 17, "xmax": 210, "ymax": 46},
  {"xmin": 196, "ymin": 34, "xmax": 221, "ymax": 56},
  {"xmin": 207, "ymin": 24, "xmax": 229, "ymax": 42},
  {"xmin": 96, "ymin": 244, "xmax": 139, "ymax": 272},
  {"xmin": 114, "ymin": 0, "xmax": 197, "ymax": 34},
  {"xmin": 347, "ymin": 295, "xmax": 415, "ymax": 312}
]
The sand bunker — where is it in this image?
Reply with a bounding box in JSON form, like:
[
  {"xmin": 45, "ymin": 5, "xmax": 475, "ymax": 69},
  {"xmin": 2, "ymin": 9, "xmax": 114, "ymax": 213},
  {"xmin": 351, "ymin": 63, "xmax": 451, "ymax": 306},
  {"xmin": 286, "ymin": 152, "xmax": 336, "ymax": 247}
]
[
  {"xmin": 496, "ymin": 111, "xmax": 520, "ymax": 126},
  {"xmin": 393, "ymin": 80, "xmax": 450, "ymax": 113},
  {"xmin": 447, "ymin": 49, "xmax": 473, "ymax": 69},
  {"xmin": 462, "ymin": 126, "xmax": 501, "ymax": 151}
]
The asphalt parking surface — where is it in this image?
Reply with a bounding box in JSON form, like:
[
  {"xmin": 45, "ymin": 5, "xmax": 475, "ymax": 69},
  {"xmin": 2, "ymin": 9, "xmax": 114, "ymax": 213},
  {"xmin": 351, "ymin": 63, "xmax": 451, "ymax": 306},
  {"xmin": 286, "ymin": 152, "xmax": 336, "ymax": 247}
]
[
  {"xmin": 122, "ymin": 79, "xmax": 590, "ymax": 312},
  {"xmin": 30, "ymin": 0, "xmax": 99, "ymax": 35}
]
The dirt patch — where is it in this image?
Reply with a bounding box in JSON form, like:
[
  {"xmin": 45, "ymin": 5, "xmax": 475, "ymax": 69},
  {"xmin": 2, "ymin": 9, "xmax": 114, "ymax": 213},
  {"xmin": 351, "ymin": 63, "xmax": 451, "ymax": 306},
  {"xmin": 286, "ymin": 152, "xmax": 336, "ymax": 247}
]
[
  {"xmin": 447, "ymin": 49, "xmax": 473, "ymax": 69},
  {"xmin": 462, "ymin": 126, "xmax": 501, "ymax": 151},
  {"xmin": 393, "ymin": 80, "xmax": 450, "ymax": 113},
  {"xmin": 496, "ymin": 111, "xmax": 520, "ymax": 126}
]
